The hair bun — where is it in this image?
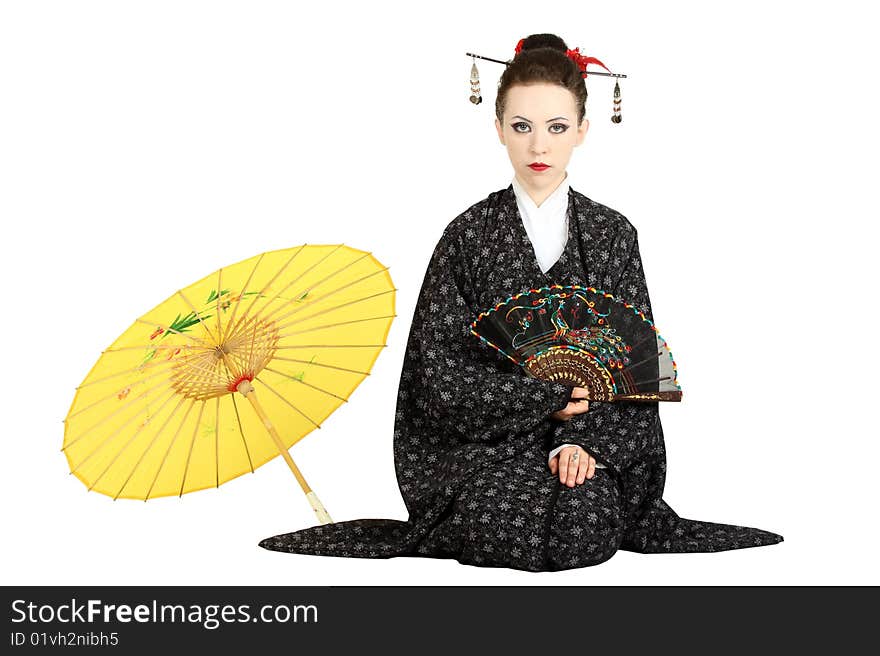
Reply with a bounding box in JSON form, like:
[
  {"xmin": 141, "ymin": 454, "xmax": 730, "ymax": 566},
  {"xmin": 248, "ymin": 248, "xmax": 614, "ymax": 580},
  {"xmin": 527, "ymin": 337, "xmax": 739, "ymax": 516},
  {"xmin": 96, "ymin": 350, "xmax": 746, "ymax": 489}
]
[{"xmin": 517, "ymin": 33, "xmax": 568, "ymax": 54}]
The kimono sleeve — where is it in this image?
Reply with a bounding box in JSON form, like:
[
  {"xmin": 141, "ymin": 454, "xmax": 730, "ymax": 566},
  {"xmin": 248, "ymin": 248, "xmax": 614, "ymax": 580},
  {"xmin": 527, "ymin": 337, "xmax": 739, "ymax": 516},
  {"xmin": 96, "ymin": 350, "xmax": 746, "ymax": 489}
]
[
  {"xmin": 547, "ymin": 226, "xmax": 661, "ymax": 477},
  {"xmin": 406, "ymin": 225, "xmax": 573, "ymax": 442}
]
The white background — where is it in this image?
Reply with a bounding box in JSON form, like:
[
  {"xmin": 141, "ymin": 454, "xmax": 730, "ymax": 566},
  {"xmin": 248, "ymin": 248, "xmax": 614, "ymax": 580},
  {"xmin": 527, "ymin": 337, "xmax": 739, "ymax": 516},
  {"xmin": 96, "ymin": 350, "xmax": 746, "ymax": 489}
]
[{"xmin": 1, "ymin": 0, "xmax": 877, "ymax": 586}]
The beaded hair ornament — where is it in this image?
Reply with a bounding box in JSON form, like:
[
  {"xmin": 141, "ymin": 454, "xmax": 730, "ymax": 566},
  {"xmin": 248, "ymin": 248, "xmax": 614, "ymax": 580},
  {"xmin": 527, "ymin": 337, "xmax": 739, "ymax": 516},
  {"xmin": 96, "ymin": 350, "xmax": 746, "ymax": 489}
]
[{"xmin": 466, "ymin": 38, "xmax": 627, "ymax": 123}]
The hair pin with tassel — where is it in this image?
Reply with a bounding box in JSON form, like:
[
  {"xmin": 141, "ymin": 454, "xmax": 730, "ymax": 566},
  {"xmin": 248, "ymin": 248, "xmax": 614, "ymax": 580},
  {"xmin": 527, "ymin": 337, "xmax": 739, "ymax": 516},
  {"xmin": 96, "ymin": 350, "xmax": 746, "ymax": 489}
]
[{"xmin": 465, "ymin": 43, "xmax": 627, "ymax": 124}]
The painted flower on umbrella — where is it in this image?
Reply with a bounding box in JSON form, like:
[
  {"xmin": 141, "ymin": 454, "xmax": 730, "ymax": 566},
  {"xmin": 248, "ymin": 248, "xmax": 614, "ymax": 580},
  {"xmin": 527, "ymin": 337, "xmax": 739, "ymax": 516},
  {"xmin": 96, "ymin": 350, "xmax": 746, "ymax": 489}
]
[
  {"xmin": 140, "ymin": 289, "xmax": 257, "ymax": 366},
  {"xmin": 141, "ymin": 309, "xmax": 205, "ymax": 366}
]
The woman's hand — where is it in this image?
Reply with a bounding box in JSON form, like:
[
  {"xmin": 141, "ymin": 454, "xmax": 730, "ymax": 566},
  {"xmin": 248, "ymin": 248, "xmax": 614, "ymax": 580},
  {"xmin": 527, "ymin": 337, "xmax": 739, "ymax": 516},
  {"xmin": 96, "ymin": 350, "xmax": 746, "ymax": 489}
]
[
  {"xmin": 549, "ymin": 445, "xmax": 596, "ymax": 487},
  {"xmin": 549, "ymin": 386, "xmax": 591, "ymax": 421}
]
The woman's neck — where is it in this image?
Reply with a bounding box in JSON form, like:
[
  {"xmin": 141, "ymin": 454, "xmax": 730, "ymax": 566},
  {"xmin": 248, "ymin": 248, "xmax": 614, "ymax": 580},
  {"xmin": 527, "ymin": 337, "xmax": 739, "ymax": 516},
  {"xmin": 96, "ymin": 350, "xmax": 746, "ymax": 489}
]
[{"xmin": 514, "ymin": 172, "xmax": 568, "ymax": 207}]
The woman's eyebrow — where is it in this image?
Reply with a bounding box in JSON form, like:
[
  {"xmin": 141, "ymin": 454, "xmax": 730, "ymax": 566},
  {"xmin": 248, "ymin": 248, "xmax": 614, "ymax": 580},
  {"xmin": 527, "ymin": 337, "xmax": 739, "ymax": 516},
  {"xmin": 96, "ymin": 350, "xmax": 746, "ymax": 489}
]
[{"xmin": 512, "ymin": 115, "xmax": 570, "ymax": 123}]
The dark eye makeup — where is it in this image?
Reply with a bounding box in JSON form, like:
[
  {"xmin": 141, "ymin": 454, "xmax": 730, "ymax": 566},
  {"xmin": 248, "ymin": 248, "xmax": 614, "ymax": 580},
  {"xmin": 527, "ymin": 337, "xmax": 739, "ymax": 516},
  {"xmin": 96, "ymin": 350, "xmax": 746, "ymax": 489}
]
[{"xmin": 510, "ymin": 122, "xmax": 569, "ymax": 134}]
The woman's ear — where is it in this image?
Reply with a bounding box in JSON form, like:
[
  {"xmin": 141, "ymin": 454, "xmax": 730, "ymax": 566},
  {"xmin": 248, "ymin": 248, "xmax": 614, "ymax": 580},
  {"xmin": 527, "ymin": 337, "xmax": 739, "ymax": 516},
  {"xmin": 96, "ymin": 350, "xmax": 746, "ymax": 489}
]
[
  {"xmin": 575, "ymin": 118, "xmax": 589, "ymax": 146},
  {"xmin": 495, "ymin": 117, "xmax": 505, "ymax": 145}
]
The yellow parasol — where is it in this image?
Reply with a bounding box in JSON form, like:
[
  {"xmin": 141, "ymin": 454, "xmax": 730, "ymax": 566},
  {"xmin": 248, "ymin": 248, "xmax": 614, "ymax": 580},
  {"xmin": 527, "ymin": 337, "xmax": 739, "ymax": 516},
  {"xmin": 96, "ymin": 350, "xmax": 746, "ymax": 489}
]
[{"xmin": 62, "ymin": 244, "xmax": 396, "ymax": 524}]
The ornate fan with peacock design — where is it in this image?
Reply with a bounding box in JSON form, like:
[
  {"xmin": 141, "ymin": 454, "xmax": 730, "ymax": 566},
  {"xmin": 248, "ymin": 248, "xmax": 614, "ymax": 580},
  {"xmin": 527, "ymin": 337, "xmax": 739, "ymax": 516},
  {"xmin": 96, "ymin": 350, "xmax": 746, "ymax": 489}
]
[{"xmin": 471, "ymin": 284, "xmax": 681, "ymax": 402}]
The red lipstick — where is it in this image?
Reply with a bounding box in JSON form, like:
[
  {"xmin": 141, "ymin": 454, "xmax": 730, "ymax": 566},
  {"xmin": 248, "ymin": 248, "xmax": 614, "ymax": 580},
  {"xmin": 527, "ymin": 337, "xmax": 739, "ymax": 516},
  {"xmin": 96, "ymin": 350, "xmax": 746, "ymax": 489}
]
[{"xmin": 528, "ymin": 162, "xmax": 550, "ymax": 171}]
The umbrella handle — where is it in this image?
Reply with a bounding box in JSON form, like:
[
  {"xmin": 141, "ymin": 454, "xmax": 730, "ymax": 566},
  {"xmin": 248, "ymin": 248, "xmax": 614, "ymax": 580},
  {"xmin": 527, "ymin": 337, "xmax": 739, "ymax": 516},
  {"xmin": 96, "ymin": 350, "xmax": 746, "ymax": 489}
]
[
  {"xmin": 236, "ymin": 380, "xmax": 334, "ymax": 525},
  {"xmin": 306, "ymin": 491, "xmax": 333, "ymax": 525}
]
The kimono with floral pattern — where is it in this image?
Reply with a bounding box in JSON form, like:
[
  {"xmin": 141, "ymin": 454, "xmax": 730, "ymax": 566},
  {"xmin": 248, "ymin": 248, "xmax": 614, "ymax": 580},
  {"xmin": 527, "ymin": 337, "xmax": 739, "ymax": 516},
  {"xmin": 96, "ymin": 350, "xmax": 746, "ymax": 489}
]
[{"xmin": 259, "ymin": 185, "xmax": 783, "ymax": 571}]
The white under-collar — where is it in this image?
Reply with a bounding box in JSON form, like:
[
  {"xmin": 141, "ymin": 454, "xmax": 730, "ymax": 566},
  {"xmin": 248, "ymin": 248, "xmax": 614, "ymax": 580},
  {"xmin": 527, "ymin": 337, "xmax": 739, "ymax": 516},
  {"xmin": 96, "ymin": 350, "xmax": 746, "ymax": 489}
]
[
  {"xmin": 511, "ymin": 173, "xmax": 570, "ymax": 274},
  {"xmin": 511, "ymin": 173, "xmax": 570, "ymax": 213}
]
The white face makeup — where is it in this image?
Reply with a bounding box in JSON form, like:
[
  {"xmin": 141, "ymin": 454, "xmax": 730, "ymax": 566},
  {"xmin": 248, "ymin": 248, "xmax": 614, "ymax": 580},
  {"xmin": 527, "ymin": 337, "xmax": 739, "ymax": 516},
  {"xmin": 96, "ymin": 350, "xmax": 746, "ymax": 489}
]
[{"xmin": 495, "ymin": 83, "xmax": 589, "ymax": 205}]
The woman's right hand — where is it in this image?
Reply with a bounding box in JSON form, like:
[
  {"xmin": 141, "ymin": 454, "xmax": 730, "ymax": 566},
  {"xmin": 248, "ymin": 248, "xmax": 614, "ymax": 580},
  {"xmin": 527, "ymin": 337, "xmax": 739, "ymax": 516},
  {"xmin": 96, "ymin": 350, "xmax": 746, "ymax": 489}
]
[{"xmin": 549, "ymin": 386, "xmax": 591, "ymax": 421}]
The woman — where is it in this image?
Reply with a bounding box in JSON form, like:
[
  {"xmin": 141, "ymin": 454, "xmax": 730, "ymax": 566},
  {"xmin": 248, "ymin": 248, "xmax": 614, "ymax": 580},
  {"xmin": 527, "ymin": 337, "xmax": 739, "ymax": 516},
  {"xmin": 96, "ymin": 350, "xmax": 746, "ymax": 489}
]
[{"xmin": 259, "ymin": 33, "xmax": 783, "ymax": 571}]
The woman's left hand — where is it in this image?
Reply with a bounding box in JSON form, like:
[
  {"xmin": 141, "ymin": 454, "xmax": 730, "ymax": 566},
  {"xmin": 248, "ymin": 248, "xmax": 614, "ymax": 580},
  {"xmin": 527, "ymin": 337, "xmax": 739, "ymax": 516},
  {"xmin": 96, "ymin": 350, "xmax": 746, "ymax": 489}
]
[{"xmin": 549, "ymin": 445, "xmax": 596, "ymax": 487}]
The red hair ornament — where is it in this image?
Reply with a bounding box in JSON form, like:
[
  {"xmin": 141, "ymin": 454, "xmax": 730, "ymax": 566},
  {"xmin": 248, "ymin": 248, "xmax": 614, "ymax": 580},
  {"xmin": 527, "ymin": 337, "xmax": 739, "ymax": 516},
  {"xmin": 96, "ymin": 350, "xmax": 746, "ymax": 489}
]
[{"xmin": 514, "ymin": 38, "xmax": 612, "ymax": 77}]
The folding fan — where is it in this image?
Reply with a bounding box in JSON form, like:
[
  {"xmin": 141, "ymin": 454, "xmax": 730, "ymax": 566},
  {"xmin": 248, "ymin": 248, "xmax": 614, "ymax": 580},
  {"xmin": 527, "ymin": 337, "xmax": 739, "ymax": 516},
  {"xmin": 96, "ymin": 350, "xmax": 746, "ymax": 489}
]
[{"xmin": 471, "ymin": 285, "xmax": 681, "ymax": 402}]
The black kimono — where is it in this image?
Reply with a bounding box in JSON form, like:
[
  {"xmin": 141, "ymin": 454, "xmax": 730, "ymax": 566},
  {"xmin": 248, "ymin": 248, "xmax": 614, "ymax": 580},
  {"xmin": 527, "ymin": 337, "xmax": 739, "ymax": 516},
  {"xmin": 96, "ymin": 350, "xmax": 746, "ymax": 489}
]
[{"xmin": 259, "ymin": 184, "xmax": 784, "ymax": 571}]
